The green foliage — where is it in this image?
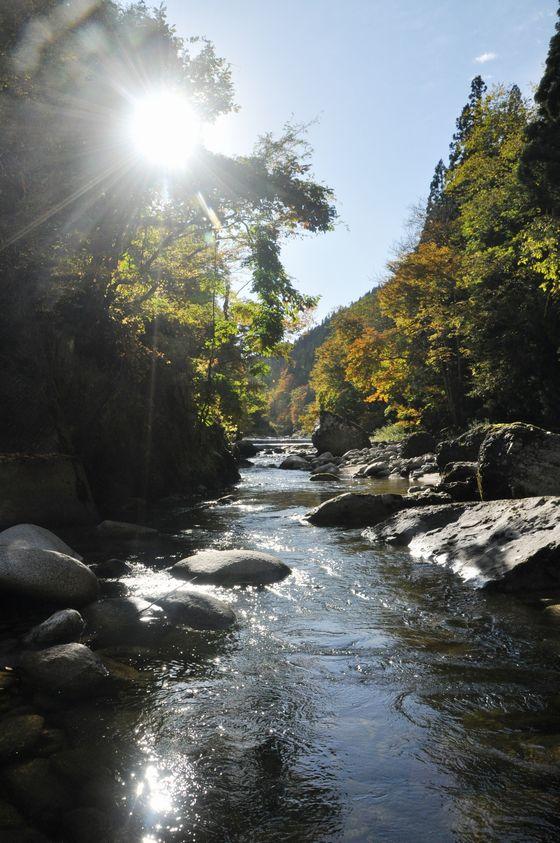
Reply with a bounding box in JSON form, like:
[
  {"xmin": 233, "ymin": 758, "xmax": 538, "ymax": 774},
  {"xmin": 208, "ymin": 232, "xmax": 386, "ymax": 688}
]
[
  {"xmin": 520, "ymin": 4, "xmax": 560, "ymax": 216},
  {"xmin": 371, "ymin": 422, "xmax": 416, "ymax": 443},
  {"xmin": 0, "ymin": 1, "xmax": 335, "ymax": 506}
]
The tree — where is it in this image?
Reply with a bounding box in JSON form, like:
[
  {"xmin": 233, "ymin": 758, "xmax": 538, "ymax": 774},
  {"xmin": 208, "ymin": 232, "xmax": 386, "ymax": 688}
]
[
  {"xmin": 520, "ymin": 3, "xmax": 560, "ymax": 214},
  {"xmin": 0, "ymin": 1, "xmax": 336, "ymax": 506}
]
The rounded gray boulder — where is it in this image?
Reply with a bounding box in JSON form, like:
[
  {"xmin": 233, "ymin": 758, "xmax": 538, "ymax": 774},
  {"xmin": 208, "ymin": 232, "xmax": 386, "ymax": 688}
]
[
  {"xmin": 23, "ymin": 609, "xmax": 85, "ymax": 650},
  {"xmin": 155, "ymin": 591, "xmax": 237, "ymax": 630},
  {"xmin": 19, "ymin": 643, "xmax": 109, "ymax": 698},
  {"xmin": 0, "ymin": 547, "xmax": 98, "ymax": 606},
  {"xmin": 171, "ymin": 549, "xmax": 291, "ymax": 585},
  {"xmin": 0, "ymin": 523, "xmax": 82, "ymax": 561}
]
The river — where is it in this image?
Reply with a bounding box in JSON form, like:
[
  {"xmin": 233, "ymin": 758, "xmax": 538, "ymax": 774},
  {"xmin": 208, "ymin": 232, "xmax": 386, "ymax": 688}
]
[{"xmin": 38, "ymin": 444, "xmax": 560, "ymax": 840}]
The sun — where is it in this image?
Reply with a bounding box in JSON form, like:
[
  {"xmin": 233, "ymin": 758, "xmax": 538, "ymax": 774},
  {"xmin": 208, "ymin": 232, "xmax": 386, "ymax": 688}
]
[{"xmin": 129, "ymin": 91, "xmax": 201, "ymax": 169}]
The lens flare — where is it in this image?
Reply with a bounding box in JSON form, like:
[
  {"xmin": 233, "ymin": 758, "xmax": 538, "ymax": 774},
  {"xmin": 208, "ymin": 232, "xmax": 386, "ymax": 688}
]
[{"xmin": 130, "ymin": 91, "xmax": 200, "ymax": 169}]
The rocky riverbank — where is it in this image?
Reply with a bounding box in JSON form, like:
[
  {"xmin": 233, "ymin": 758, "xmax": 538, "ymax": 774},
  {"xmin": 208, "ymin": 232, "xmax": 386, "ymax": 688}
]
[{"xmin": 4, "ymin": 414, "xmax": 560, "ymax": 838}]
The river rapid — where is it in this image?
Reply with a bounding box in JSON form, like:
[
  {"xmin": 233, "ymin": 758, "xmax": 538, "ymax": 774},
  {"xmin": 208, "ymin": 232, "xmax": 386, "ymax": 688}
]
[{"xmin": 37, "ymin": 442, "xmax": 560, "ymax": 841}]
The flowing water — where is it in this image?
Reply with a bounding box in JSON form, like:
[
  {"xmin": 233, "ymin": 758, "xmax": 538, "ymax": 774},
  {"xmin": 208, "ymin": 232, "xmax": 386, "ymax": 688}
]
[{"xmin": 32, "ymin": 445, "xmax": 560, "ymax": 840}]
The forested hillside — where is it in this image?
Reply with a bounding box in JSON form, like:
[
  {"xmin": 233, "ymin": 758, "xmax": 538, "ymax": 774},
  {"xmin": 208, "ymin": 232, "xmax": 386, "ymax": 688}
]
[
  {"xmin": 0, "ymin": 1, "xmax": 335, "ymax": 510},
  {"xmin": 272, "ymin": 10, "xmax": 560, "ymax": 437}
]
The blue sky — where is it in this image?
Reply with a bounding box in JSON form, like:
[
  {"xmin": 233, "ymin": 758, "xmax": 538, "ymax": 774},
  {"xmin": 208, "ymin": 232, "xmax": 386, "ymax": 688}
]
[{"xmin": 166, "ymin": 0, "xmax": 557, "ymax": 320}]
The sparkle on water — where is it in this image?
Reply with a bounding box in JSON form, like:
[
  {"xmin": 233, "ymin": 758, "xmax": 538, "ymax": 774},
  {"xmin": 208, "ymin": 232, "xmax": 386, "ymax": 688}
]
[{"xmin": 28, "ymin": 443, "xmax": 560, "ymax": 841}]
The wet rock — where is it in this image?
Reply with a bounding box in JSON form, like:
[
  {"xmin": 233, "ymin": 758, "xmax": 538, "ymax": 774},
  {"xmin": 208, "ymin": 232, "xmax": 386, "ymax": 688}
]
[
  {"xmin": 83, "ymin": 597, "xmax": 164, "ymax": 645},
  {"xmin": 96, "ymin": 520, "xmax": 157, "ymax": 538},
  {"xmin": 2, "ymin": 758, "xmax": 71, "ymax": 820},
  {"xmin": 363, "ymin": 461, "xmax": 391, "ymax": 478},
  {"xmin": 98, "ymin": 580, "xmax": 129, "ymax": 598},
  {"xmin": 155, "ymin": 591, "xmax": 237, "ymax": 630},
  {"xmin": 0, "ymin": 547, "xmax": 98, "ymax": 607},
  {"xmin": 0, "ymin": 524, "xmax": 82, "ymax": 561},
  {"xmin": 23, "ymin": 610, "xmax": 85, "ymax": 649},
  {"xmin": 400, "ymin": 432, "xmax": 436, "ymax": 458},
  {"xmin": 88, "ymin": 558, "xmax": 131, "ymax": 578},
  {"xmin": 314, "ymin": 451, "xmax": 336, "ymax": 464},
  {"xmin": 171, "ymin": 549, "xmax": 291, "ymax": 585},
  {"xmin": 279, "ymin": 455, "xmax": 310, "ymax": 470},
  {"xmin": 366, "ymin": 497, "xmax": 560, "ymax": 591},
  {"xmin": 311, "ymin": 411, "xmax": 370, "ymax": 457},
  {"xmin": 310, "ymin": 472, "xmax": 340, "ymax": 482},
  {"xmin": 306, "ymin": 492, "xmax": 407, "ymax": 527},
  {"xmin": 19, "ymin": 644, "xmax": 109, "ymax": 698},
  {"xmin": 98, "ymin": 655, "xmax": 142, "ymax": 686},
  {"xmin": 436, "ymin": 424, "xmax": 492, "ymax": 470},
  {"xmin": 311, "ymin": 462, "xmax": 339, "ymax": 475},
  {"xmin": 0, "ymin": 453, "xmax": 97, "ymax": 529},
  {"xmin": 478, "ymin": 422, "xmax": 560, "ymax": 500},
  {"xmin": 0, "ymin": 715, "xmax": 44, "ymax": 762}
]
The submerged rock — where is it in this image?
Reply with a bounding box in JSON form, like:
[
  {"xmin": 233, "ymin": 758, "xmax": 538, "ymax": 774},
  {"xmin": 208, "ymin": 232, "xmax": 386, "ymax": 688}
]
[
  {"xmin": 155, "ymin": 591, "xmax": 236, "ymax": 630},
  {"xmin": 478, "ymin": 423, "xmax": 560, "ymax": 500},
  {"xmin": 366, "ymin": 497, "xmax": 560, "ymax": 591},
  {"xmin": 83, "ymin": 597, "xmax": 164, "ymax": 645},
  {"xmin": 0, "ymin": 524, "xmax": 82, "ymax": 561},
  {"xmin": 19, "ymin": 644, "xmax": 109, "ymax": 698},
  {"xmin": 310, "ymin": 472, "xmax": 340, "ymax": 482},
  {"xmin": 171, "ymin": 549, "xmax": 291, "ymax": 585},
  {"xmin": 306, "ymin": 493, "xmax": 407, "ymax": 527},
  {"xmin": 0, "ymin": 547, "xmax": 98, "ymax": 606},
  {"xmin": 23, "ymin": 610, "xmax": 85, "ymax": 650},
  {"xmin": 311, "ymin": 411, "xmax": 370, "ymax": 457}
]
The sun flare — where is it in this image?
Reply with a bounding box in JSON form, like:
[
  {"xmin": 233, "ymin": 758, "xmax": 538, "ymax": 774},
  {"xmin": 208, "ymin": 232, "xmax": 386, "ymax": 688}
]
[{"xmin": 130, "ymin": 91, "xmax": 201, "ymax": 169}]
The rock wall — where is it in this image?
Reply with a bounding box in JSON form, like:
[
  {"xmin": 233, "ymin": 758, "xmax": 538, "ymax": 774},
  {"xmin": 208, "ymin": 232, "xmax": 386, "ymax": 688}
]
[{"xmin": 0, "ymin": 454, "xmax": 97, "ymax": 528}]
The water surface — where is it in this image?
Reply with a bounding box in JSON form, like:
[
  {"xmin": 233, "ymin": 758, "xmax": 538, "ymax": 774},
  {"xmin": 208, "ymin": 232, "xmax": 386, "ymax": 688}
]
[{"xmin": 61, "ymin": 448, "xmax": 560, "ymax": 841}]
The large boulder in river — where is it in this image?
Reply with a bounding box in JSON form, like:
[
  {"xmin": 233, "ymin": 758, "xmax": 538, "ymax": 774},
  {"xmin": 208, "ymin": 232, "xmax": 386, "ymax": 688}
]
[
  {"xmin": 0, "ymin": 547, "xmax": 98, "ymax": 606},
  {"xmin": 19, "ymin": 643, "xmax": 109, "ymax": 698},
  {"xmin": 0, "ymin": 454, "xmax": 97, "ymax": 528},
  {"xmin": 366, "ymin": 496, "xmax": 560, "ymax": 592},
  {"xmin": 171, "ymin": 549, "xmax": 291, "ymax": 585},
  {"xmin": 478, "ymin": 423, "xmax": 560, "ymax": 500},
  {"xmin": 306, "ymin": 492, "xmax": 407, "ymax": 527},
  {"xmin": 0, "ymin": 524, "xmax": 82, "ymax": 561},
  {"xmin": 279, "ymin": 455, "xmax": 310, "ymax": 470},
  {"xmin": 436, "ymin": 425, "xmax": 493, "ymax": 470},
  {"xmin": 311, "ymin": 411, "xmax": 370, "ymax": 457},
  {"xmin": 232, "ymin": 439, "xmax": 258, "ymax": 458},
  {"xmin": 400, "ymin": 431, "xmax": 436, "ymax": 458},
  {"xmin": 155, "ymin": 591, "xmax": 236, "ymax": 630}
]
